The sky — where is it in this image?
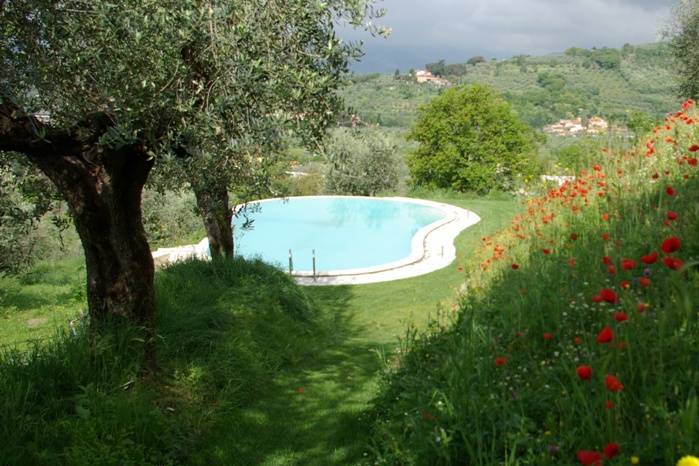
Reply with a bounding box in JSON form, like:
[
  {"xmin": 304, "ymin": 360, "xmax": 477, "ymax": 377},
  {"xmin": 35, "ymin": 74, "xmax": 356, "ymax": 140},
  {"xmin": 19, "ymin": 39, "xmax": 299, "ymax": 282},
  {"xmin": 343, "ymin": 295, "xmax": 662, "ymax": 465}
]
[{"xmin": 339, "ymin": 0, "xmax": 677, "ymax": 72}]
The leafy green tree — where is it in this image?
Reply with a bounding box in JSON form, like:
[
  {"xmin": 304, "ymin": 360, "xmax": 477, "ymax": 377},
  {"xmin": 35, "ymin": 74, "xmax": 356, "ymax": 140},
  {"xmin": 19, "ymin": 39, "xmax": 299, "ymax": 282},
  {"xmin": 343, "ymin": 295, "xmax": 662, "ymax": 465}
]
[
  {"xmin": 0, "ymin": 153, "xmax": 56, "ymax": 272},
  {"xmin": 667, "ymin": 0, "xmax": 699, "ymax": 98},
  {"xmin": 325, "ymin": 128, "xmax": 401, "ymax": 196},
  {"xmin": 0, "ymin": 1, "xmax": 376, "ymax": 364},
  {"xmin": 537, "ymin": 72, "xmax": 566, "ymax": 93},
  {"xmin": 467, "ymin": 56, "xmax": 486, "ymax": 66},
  {"xmin": 426, "ymin": 59, "xmax": 447, "ymax": 77},
  {"xmin": 445, "ymin": 63, "xmax": 469, "ymax": 76},
  {"xmin": 589, "ymin": 48, "xmax": 622, "ymax": 70},
  {"xmin": 407, "ymin": 85, "xmax": 538, "ymax": 193}
]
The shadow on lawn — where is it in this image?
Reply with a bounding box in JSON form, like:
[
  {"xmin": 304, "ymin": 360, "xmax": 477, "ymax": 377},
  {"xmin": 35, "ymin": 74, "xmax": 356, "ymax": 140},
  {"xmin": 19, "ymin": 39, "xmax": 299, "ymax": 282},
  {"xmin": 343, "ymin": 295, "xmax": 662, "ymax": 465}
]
[{"xmin": 186, "ymin": 283, "xmax": 385, "ymax": 466}]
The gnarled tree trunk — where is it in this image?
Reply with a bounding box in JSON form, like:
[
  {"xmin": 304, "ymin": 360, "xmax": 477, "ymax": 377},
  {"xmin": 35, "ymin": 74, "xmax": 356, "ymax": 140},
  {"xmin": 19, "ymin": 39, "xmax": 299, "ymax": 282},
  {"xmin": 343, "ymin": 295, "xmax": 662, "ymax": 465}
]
[
  {"xmin": 0, "ymin": 101, "xmax": 157, "ymax": 369},
  {"xmin": 191, "ymin": 179, "xmax": 234, "ymax": 259}
]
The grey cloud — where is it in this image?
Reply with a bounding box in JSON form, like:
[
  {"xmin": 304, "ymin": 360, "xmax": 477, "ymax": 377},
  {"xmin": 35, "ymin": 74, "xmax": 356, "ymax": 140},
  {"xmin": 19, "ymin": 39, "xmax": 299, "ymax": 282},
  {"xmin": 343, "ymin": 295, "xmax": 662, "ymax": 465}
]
[{"xmin": 342, "ymin": 0, "xmax": 677, "ymax": 71}]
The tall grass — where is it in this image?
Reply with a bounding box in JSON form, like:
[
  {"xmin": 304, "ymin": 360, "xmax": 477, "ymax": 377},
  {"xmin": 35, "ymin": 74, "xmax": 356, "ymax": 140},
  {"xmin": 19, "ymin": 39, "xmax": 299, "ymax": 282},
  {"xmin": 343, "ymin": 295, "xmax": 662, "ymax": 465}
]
[
  {"xmin": 368, "ymin": 102, "xmax": 699, "ymax": 465},
  {"xmin": 0, "ymin": 258, "xmax": 325, "ymax": 465}
]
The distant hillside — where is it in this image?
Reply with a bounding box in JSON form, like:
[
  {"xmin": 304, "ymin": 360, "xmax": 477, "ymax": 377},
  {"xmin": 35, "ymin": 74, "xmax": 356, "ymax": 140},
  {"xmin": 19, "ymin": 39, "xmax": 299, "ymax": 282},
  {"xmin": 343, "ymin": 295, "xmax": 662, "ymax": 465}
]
[{"xmin": 341, "ymin": 43, "xmax": 681, "ymax": 129}]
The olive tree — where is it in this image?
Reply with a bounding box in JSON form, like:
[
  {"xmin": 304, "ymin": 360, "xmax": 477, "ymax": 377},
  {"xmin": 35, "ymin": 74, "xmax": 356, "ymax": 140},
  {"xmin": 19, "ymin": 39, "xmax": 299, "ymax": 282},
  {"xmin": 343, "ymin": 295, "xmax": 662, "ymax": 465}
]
[
  {"xmin": 667, "ymin": 0, "xmax": 699, "ymax": 99},
  {"xmin": 0, "ymin": 0, "xmax": 379, "ymax": 365},
  {"xmin": 152, "ymin": 2, "xmax": 386, "ymax": 259},
  {"xmin": 325, "ymin": 128, "xmax": 402, "ymax": 196}
]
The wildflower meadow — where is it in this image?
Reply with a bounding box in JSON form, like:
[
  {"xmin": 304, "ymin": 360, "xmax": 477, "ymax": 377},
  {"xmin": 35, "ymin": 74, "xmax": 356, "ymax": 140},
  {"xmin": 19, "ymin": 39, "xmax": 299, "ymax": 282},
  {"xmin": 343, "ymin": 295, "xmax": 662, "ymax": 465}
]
[{"xmin": 368, "ymin": 100, "xmax": 699, "ymax": 465}]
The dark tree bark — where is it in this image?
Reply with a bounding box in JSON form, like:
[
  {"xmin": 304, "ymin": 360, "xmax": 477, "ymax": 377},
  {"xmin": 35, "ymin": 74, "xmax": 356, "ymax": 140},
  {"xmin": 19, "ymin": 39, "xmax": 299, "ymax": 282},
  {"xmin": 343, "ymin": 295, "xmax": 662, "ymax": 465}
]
[
  {"xmin": 191, "ymin": 179, "xmax": 234, "ymax": 259},
  {"xmin": 0, "ymin": 99, "xmax": 157, "ymax": 369}
]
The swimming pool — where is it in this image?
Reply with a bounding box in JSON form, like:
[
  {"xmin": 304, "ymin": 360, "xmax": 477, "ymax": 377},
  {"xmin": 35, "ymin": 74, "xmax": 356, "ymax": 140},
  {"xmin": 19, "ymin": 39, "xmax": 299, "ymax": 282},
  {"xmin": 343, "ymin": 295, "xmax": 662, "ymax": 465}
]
[{"xmin": 232, "ymin": 196, "xmax": 449, "ymax": 274}]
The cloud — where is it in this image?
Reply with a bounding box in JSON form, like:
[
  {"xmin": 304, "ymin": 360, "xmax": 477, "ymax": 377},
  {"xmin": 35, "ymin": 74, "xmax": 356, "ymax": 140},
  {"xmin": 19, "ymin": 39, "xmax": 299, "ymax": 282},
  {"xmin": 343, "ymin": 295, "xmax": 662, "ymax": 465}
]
[{"xmin": 341, "ymin": 0, "xmax": 677, "ymax": 71}]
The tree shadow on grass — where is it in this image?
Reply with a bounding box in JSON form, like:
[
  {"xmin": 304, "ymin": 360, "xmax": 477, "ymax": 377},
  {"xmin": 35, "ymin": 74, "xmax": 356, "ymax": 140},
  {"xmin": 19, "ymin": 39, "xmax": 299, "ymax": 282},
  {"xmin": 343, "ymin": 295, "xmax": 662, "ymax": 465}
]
[
  {"xmin": 180, "ymin": 282, "xmax": 386, "ymax": 466},
  {"xmin": 155, "ymin": 260, "xmax": 389, "ymax": 466}
]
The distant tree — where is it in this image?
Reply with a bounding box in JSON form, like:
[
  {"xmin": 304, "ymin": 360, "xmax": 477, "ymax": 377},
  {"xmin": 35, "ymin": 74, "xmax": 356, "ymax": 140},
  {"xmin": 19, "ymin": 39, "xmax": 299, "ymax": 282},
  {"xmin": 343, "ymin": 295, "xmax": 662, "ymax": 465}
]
[
  {"xmin": 626, "ymin": 111, "xmax": 657, "ymax": 139},
  {"xmin": 537, "ymin": 72, "xmax": 567, "ymax": 93},
  {"xmin": 408, "ymin": 85, "xmax": 539, "ymax": 193},
  {"xmin": 667, "ymin": 0, "xmax": 699, "ymax": 98},
  {"xmin": 445, "ymin": 63, "xmax": 469, "ymax": 76},
  {"xmin": 467, "ymin": 56, "xmax": 487, "ymax": 66},
  {"xmin": 426, "ymin": 59, "xmax": 447, "ymax": 76},
  {"xmin": 0, "ymin": 153, "xmax": 56, "ymax": 272},
  {"xmin": 394, "ymin": 69, "xmax": 401, "ymax": 80},
  {"xmin": 590, "ymin": 48, "xmax": 621, "ymax": 70},
  {"xmin": 325, "ymin": 129, "xmax": 400, "ymax": 196}
]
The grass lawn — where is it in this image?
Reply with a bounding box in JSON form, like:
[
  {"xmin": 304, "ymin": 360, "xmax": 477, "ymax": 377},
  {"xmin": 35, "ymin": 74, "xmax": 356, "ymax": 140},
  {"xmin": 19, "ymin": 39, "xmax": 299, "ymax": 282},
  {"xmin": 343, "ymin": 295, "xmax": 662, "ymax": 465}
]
[
  {"xmin": 205, "ymin": 195, "xmax": 520, "ymax": 465},
  {"xmin": 0, "ymin": 194, "xmax": 519, "ymax": 465}
]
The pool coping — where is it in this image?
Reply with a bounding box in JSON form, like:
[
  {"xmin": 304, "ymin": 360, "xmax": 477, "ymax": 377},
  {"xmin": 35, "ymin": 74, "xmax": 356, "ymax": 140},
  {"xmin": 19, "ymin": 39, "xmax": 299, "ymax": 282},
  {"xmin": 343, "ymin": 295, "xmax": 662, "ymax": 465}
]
[{"xmin": 151, "ymin": 196, "xmax": 481, "ymax": 286}]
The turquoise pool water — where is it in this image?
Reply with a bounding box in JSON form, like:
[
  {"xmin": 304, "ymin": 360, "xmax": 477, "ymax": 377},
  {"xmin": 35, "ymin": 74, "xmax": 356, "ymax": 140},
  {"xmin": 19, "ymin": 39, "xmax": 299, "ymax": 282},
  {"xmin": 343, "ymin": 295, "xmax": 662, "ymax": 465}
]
[{"xmin": 232, "ymin": 197, "xmax": 447, "ymax": 272}]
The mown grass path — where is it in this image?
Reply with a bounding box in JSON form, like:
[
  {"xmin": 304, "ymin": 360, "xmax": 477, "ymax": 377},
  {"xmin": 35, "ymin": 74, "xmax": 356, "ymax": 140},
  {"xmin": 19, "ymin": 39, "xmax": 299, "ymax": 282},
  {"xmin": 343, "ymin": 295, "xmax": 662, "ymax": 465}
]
[{"xmin": 204, "ymin": 196, "xmax": 520, "ymax": 465}]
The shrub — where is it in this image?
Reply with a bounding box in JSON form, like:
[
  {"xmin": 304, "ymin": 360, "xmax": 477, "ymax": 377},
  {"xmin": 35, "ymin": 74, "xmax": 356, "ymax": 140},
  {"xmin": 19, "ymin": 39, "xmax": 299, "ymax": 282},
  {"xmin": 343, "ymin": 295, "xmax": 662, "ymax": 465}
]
[
  {"xmin": 325, "ymin": 128, "xmax": 402, "ymax": 196},
  {"xmin": 407, "ymin": 84, "xmax": 539, "ymax": 193}
]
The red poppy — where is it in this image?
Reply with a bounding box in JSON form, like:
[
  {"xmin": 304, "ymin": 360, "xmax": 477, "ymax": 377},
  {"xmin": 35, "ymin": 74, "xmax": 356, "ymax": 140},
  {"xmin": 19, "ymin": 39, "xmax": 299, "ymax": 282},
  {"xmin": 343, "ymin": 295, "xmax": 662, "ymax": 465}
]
[
  {"xmin": 597, "ymin": 326, "xmax": 614, "ymax": 344},
  {"xmin": 568, "ymin": 257, "xmax": 577, "ymax": 268},
  {"xmin": 652, "ymin": 172, "xmax": 660, "ymax": 180},
  {"xmin": 637, "ymin": 303, "xmax": 649, "ymax": 313},
  {"xmin": 621, "ymin": 259, "xmax": 636, "ymax": 270},
  {"xmin": 689, "ymin": 158, "xmax": 698, "ymax": 166},
  {"xmin": 605, "ymin": 374, "xmax": 624, "ymax": 392},
  {"xmin": 605, "ymin": 399, "xmax": 615, "ymax": 410},
  {"xmin": 641, "ymin": 251, "xmax": 658, "ymax": 264},
  {"xmin": 620, "ymin": 280, "xmax": 631, "ymax": 289},
  {"xmin": 577, "ymin": 450, "xmax": 603, "ymax": 466},
  {"xmin": 689, "ymin": 143, "xmax": 699, "ymax": 152},
  {"xmin": 603, "ymin": 442, "xmax": 620, "ymax": 459},
  {"xmin": 542, "ymin": 248, "xmax": 551, "ymax": 255},
  {"xmin": 603, "ymin": 256, "xmax": 613, "ymax": 265},
  {"xmin": 666, "ymin": 186, "xmax": 676, "ymax": 196},
  {"xmin": 661, "ymin": 236, "xmax": 681, "ymax": 253},
  {"xmin": 667, "ymin": 210, "xmax": 678, "ymax": 221},
  {"xmin": 601, "ymin": 213, "xmax": 609, "ymax": 221},
  {"xmin": 574, "ymin": 336, "xmax": 583, "ymax": 345},
  {"xmin": 543, "ymin": 332, "xmax": 553, "ymax": 341},
  {"xmin": 593, "ymin": 164, "xmax": 602, "ymax": 171},
  {"xmin": 601, "ymin": 232, "xmax": 610, "ymax": 241},
  {"xmin": 576, "ymin": 365, "xmax": 593, "ymax": 380},
  {"xmin": 570, "ymin": 233, "xmax": 578, "ymax": 241},
  {"xmin": 511, "ymin": 263, "xmax": 519, "ymax": 270},
  {"xmin": 614, "ymin": 312, "xmax": 628, "ymax": 322},
  {"xmin": 663, "ymin": 256, "xmax": 684, "ymax": 270},
  {"xmin": 296, "ymin": 387, "xmax": 305, "ymax": 393},
  {"xmin": 607, "ymin": 265, "xmax": 617, "ymax": 275},
  {"xmin": 495, "ymin": 357, "xmax": 508, "ymax": 366},
  {"xmin": 599, "ymin": 288, "xmax": 619, "ymax": 304},
  {"xmin": 639, "ymin": 277, "xmax": 651, "ymax": 288}
]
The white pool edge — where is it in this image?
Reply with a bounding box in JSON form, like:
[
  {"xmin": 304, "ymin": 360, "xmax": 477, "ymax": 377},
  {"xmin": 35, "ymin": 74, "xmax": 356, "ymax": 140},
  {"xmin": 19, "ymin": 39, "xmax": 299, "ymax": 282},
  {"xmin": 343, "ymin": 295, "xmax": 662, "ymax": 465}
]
[{"xmin": 151, "ymin": 196, "xmax": 481, "ymax": 286}]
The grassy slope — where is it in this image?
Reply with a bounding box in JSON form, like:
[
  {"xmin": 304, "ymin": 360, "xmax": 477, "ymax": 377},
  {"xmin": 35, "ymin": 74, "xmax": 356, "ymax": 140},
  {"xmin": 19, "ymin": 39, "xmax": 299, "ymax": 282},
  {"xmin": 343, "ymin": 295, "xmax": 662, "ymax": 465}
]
[
  {"xmin": 0, "ymin": 195, "xmax": 519, "ymax": 465},
  {"xmin": 0, "ymin": 258, "xmax": 86, "ymax": 349},
  {"xmin": 368, "ymin": 105, "xmax": 699, "ymax": 464}
]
